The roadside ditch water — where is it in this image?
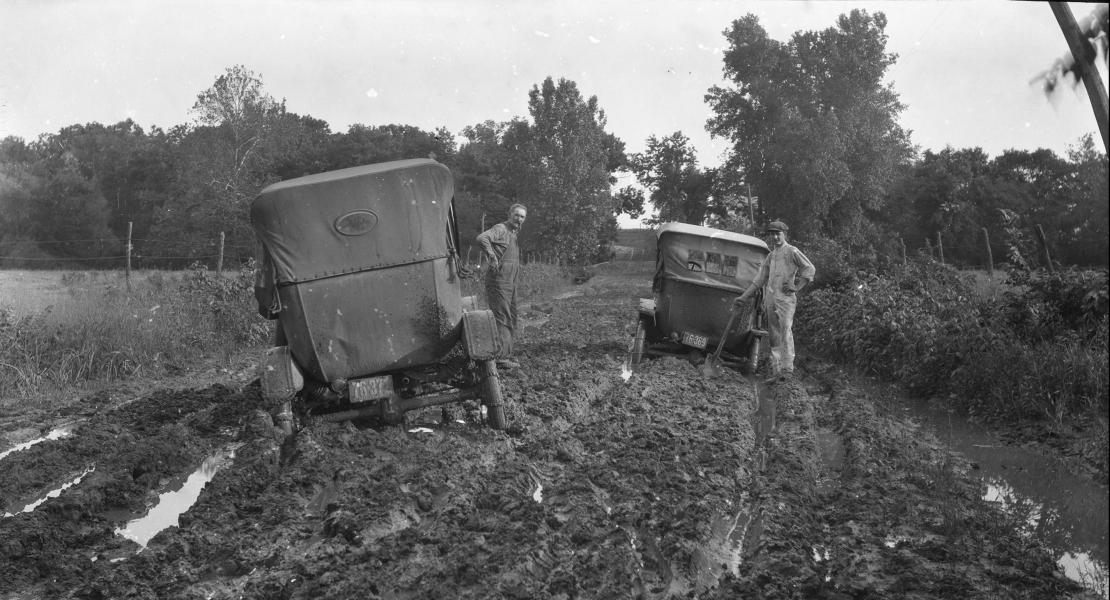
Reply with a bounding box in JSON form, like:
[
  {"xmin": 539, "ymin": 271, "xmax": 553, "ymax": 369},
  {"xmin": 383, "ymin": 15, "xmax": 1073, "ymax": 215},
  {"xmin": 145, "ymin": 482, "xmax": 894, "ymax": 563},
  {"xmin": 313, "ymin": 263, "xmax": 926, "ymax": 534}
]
[{"xmin": 891, "ymin": 395, "xmax": 1109, "ymax": 597}]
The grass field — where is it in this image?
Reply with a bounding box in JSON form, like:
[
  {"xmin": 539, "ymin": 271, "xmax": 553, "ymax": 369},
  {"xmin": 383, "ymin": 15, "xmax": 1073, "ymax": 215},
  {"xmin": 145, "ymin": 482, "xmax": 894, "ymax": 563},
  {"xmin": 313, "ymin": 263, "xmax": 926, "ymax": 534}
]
[{"xmin": 0, "ymin": 270, "xmax": 191, "ymax": 318}]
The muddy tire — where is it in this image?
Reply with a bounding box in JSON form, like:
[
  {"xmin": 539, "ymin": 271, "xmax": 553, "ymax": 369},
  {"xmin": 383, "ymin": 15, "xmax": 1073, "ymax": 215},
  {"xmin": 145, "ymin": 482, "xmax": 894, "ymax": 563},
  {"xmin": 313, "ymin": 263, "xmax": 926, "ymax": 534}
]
[
  {"xmin": 742, "ymin": 336, "xmax": 761, "ymax": 376},
  {"xmin": 273, "ymin": 319, "xmax": 287, "ymax": 346},
  {"xmin": 481, "ymin": 360, "xmax": 506, "ymax": 430},
  {"xmin": 742, "ymin": 305, "xmax": 764, "ymax": 376},
  {"xmin": 631, "ymin": 320, "xmax": 647, "ymax": 366}
]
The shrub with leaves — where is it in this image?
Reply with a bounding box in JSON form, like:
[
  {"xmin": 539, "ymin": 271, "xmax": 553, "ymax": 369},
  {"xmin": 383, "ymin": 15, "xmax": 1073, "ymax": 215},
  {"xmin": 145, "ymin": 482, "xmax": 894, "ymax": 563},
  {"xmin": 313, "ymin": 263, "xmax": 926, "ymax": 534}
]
[
  {"xmin": 179, "ymin": 261, "xmax": 272, "ymax": 346},
  {"xmin": 1003, "ymin": 268, "xmax": 1109, "ymax": 335},
  {"xmin": 798, "ymin": 260, "xmax": 1109, "ymax": 431}
]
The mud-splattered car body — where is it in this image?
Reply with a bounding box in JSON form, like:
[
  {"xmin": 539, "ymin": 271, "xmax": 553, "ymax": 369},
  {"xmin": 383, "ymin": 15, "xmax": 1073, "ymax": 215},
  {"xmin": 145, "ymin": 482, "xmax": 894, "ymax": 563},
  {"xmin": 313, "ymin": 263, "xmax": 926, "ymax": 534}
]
[
  {"xmin": 250, "ymin": 158, "xmax": 506, "ymax": 429},
  {"xmin": 633, "ymin": 222, "xmax": 769, "ymax": 374}
]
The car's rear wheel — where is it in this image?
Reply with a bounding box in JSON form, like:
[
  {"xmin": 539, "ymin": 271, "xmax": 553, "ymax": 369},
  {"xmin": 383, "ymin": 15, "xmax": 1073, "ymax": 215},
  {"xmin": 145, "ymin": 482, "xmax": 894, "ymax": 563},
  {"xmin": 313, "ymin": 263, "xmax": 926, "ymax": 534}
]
[
  {"xmin": 631, "ymin": 320, "xmax": 647, "ymax": 366},
  {"xmin": 481, "ymin": 360, "xmax": 506, "ymax": 430}
]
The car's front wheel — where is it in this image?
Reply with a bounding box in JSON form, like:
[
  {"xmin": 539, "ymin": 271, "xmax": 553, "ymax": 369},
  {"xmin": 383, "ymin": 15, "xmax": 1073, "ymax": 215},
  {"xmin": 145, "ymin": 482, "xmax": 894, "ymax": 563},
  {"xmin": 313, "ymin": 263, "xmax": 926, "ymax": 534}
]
[
  {"xmin": 481, "ymin": 360, "xmax": 506, "ymax": 429},
  {"xmin": 631, "ymin": 320, "xmax": 647, "ymax": 366}
]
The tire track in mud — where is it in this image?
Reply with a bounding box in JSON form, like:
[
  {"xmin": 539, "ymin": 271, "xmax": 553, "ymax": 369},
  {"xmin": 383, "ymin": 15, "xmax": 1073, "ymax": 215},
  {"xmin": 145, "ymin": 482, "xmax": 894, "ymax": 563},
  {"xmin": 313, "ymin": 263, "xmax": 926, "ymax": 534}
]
[
  {"xmin": 68, "ymin": 276, "xmax": 763, "ymax": 599},
  {"xmin": 0, "ymin": 383, "xmax": 268, "ymax": 598}
]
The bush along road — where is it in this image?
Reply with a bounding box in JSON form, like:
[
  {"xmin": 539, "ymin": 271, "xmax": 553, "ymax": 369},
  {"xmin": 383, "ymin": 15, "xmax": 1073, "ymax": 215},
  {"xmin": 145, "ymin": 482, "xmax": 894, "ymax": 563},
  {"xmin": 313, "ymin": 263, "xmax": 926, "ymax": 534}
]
[{"xmin": 0, "ymin": 264, "xmax": 1099, "ymax": 599}]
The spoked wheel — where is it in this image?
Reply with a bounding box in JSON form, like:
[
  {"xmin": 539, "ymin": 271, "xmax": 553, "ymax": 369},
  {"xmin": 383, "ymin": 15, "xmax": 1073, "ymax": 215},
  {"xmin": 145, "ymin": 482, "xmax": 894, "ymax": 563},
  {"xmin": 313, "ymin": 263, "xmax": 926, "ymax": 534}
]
[
  {"xmin": 631, "ymin": 320, "xmax": 647, "ymax": 366},
  {"xmin": 480, "ymin": 360, "xmax": 506, "ymax": 430}
]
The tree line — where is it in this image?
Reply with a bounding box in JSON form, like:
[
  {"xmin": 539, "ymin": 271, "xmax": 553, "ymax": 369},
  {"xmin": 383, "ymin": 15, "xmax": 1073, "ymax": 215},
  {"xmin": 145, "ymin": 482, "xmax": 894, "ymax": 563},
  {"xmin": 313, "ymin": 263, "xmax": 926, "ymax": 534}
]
[{"xmin": 2, "ymin": 9, "xmax": 1107, "ymax": 272}]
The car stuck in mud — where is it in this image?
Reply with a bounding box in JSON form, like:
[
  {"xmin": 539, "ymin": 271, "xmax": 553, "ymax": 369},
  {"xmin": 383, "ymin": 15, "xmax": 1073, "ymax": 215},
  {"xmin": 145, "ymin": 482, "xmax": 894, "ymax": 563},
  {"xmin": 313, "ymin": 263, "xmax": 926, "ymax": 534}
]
[{"xmin": 251, "ymin": 159, "xmax": 508, "ymax": 432}]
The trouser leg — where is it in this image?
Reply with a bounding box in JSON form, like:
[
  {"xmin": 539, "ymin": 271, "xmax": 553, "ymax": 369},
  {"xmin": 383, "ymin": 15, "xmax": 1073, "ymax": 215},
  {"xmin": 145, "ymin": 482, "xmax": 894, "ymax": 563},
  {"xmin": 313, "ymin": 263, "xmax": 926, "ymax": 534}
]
[
  {"xmin": 763, "ymin": 297, "xmax": 782, "ymax": 375},
  {"xmin": 506, "ymin": 284, "xmax": 517, "ymax": 356},
  {"xmin": 778, "ymin": 297, "xmax": 797, "ymax": 373},
  {"xmin": 486, "ymin": 278, "xmax": 515, "ymax": 358}
]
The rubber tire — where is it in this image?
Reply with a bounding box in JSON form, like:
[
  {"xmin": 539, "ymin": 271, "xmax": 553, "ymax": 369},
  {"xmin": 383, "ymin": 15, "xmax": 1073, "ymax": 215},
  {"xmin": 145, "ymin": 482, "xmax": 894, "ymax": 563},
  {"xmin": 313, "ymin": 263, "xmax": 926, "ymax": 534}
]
[
  {"xmin": 273, "ymin": 319, "xmax": 287, "ymax": 346},
  {"xmin": 743, "ymin": 336, "xmax": 761, "ymax": 376},
  {"xmin": 631, "ymin": 320, "xmax": 647, "ymax": 366},
  {"xmin": 481, "ymin": 360, "xmax": 507, "ymax": 430},
  {"xmin": 742, "ymin": 307, "xmax": 764, "ymax": 376}
]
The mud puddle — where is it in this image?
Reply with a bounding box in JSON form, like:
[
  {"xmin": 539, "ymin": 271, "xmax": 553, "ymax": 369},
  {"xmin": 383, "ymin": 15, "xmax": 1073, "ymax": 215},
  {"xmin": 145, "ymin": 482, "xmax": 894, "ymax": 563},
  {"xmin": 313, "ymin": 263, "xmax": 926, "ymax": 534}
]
[
  {"xmin": 0, "ymin": 425, "xmax": 74, "ymax": 460},
  {"xmin": 895, "ymin": 395, "xmax": 1109, "ymax": 597},
  {"xmin": 2, "ymin": 466, "xmax": 95, "ymax": 517},
  {"xmin": 114, "ymin": 444, "xmax": 240, "ymax": 549}
]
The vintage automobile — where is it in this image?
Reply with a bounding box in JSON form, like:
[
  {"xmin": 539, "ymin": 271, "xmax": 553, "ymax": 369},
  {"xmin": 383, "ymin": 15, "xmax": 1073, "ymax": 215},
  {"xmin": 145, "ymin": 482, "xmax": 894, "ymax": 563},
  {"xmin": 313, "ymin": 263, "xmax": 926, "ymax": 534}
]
[
  {"xmin": 632, "ymin": 222, "xmax": 770, "ymax": 375},
  {"xmin": 251, "ymin": 158, "xmax": 506, "ymax": 432}
]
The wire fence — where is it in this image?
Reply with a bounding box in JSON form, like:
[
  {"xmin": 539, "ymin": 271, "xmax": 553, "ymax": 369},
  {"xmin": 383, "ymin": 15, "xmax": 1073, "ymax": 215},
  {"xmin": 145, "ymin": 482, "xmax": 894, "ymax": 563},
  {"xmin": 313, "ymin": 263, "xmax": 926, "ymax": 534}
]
[
  {"xmin": 0, "ymin": 225, "xmax": 1079, "ymax": 272},
  {"xmin": 0, "ymin": 230, "xmax": 255, "ymax": 270}
]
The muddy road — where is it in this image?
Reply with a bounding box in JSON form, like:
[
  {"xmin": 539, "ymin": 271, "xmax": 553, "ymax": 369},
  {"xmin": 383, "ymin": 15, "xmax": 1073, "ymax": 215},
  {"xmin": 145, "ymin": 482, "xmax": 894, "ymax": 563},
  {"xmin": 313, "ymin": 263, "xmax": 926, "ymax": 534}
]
[{"xmin": 0, "ymin": 265, "xmax": 1098, "ymax": 599}]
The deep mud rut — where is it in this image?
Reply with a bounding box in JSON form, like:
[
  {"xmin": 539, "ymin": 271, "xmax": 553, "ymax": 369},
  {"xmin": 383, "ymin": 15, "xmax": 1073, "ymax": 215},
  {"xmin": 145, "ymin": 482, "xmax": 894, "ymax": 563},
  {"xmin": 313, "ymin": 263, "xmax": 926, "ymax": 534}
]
[{"xmin": 0, "ymin": 265, "xmax": 1098, "ymax": 599}]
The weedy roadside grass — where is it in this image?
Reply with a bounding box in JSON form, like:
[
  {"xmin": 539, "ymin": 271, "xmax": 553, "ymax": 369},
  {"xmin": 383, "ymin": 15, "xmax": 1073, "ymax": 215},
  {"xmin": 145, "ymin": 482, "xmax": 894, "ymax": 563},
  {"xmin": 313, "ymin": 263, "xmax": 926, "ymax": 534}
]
[
  {"xmin": 0, "ymin": 265, "xmax": 271, "ymax": 409},
  {"xmin": 0, "ymin": 261, "xmax": 579, "ymax": 411},
  {"xmin": 797, "ymin": 259, "xmax": 1110, "ymax": 481}
]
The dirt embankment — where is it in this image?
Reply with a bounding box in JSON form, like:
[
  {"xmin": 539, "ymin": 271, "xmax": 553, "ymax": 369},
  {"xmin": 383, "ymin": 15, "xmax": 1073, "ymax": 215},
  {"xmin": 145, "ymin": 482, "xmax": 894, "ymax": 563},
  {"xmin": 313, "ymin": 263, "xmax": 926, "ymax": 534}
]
[{"xmin": 0, "ymin": 267, "xmax": 1096, "ymax": 599}]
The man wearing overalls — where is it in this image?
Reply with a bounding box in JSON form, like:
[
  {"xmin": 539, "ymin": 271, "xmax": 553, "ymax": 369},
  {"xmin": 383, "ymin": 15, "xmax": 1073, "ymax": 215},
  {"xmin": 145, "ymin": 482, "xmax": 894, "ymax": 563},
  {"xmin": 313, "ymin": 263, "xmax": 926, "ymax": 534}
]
[
  {"xmin": 733, "ymin": 220, "xmax": 815, "ymax": 381},
  {"xmin": 477, "ymin": 204, "xmax": 527, "ymax": 369}
]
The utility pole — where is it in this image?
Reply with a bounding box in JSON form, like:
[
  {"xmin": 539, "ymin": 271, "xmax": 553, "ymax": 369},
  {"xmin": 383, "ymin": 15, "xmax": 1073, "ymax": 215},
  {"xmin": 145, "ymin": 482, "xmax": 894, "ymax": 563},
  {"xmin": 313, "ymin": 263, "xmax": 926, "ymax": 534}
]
[{"xmin": 1049, "ymin": 2, "xmax": 1109, "ymax": 152}]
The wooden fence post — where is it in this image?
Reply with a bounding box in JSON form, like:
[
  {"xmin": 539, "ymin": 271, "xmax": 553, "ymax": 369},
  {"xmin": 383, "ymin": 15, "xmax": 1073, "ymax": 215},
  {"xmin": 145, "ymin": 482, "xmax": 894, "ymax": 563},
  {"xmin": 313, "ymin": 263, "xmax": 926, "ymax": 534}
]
[
  {"xmin": 981, "ymin": 227, "xmax": 994, "ymax": 279},
  {"xmin": 936, "ymin": 231, "xmax": 945, "ymax": 265},
  {"xmin": 217, "ymin": 231, "xmax": 225, "ymax": 272},
  {"xmin": 125, "ymin": 221, "xmax": 133, "ymax": 291},
  {"xmin": 1034, "ymin": 224, "xmax": 1055, "ymax": 272}
]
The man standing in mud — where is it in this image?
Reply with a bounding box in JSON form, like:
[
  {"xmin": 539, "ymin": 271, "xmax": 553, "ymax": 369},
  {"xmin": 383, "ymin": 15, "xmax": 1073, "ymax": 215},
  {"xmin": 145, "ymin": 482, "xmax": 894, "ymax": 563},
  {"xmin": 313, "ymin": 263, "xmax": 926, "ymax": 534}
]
[
  {"xmin": 733, "ymin": 220, "xmax": 815, "ymax": 381},
  {"xmin": 477, "ymin": 204, "xmax": 527, "ymax": 370}
]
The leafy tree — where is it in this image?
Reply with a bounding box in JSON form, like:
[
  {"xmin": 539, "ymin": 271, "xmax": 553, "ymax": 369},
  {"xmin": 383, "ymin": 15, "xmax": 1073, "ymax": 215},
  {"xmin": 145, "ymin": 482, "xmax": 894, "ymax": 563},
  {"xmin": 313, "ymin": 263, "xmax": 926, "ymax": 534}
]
[
  {"xmin": 454, "ymin": 120, "xmax": 514, "ymax": 249},
  {"xmin": 190, "ymin": 64, "xmax": 283, "ymax": 174},
  {"xmin": 707, "ymin": 10, "xmax": 913, "ymax": 244},
  {"xmin": 498, "ymin": 77, "xmax": 625, "ymax": 263},
  {"xmin": 612, "ymin": 185, "xmax": 645, "ymax": 220},
  {"xmin": 267, "ymin": 113, "xmax": 333, "ymax": 180},
  {"xmin": 882, "ymin": 147, "xmax": 1030, "ymax": 266},
  {"xmin": 627, "ymin": 132, "xmax": 714, "ymax": 225},
  {"xmin": 32, "ymin": 120, "xmax": 174, "ymax": 244},
  {"xmin": 0, "ymin": 138, "xmax": 41, "ymax": 264},
  {"xmin": 325, "ymin": 124, "xmax": 456, "ymax": 171},
  {"xmin": 29, "ymin": 155, "xmax": 117, "ymax": 260},
  {"xmin": 1062, "ymin": 134, "xmax": 1109, "ymax": 265},
  {"xmin": 150, "ymin": 66, "xmax": 286, "ymax": 266}
]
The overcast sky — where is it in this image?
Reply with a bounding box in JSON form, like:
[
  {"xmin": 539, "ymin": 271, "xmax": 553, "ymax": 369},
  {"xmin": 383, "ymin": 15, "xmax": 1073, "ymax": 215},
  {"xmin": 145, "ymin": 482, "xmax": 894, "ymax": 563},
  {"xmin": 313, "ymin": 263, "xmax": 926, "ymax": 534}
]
[{"xmin": 1, "ymin": 0, "xmax": 1105, "ymax": 177}]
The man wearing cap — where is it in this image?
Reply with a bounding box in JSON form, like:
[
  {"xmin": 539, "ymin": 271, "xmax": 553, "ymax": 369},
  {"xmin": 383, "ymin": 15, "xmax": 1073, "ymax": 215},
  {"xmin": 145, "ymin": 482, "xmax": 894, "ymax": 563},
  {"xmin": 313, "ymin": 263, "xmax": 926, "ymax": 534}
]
[
  {"xmin": 477, "ymin": 204, "xmax": 528, "ymax": 370},
  {"xmin": 733, "ymin": 220, "xmax": 815, "ymax": 380}
]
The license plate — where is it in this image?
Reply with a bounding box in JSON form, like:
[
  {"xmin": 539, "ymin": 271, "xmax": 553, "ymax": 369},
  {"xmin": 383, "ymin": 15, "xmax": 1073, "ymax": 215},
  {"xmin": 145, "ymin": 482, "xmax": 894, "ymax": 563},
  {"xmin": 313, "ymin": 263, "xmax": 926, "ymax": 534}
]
[
  {"xmin": 681, "ymin": 331, "xmax": 708, "ymax": 349},
  {"xmin": 349, "ymin": 375, "xmax": 394, "ymax": 403}
]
